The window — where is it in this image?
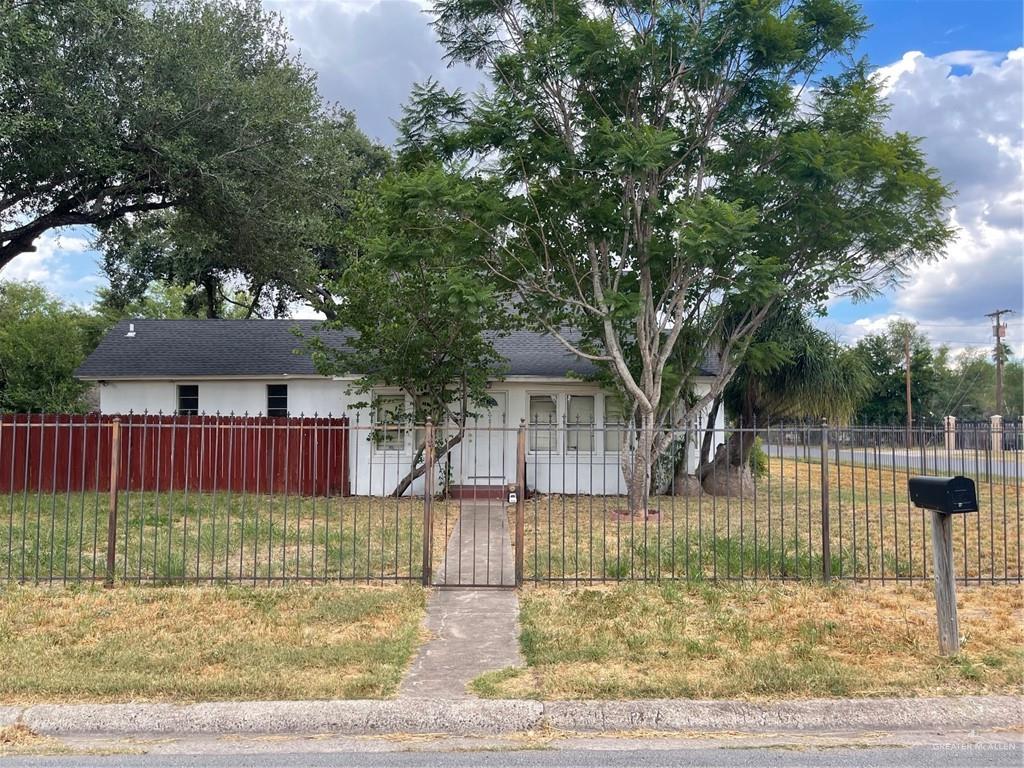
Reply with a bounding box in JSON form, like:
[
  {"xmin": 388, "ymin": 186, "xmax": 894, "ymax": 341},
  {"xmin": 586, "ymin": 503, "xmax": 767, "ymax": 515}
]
[
  {"xmin": 566, "ymin": 395, "xmax": 595, "ymax": 452},
  {"xmin": 374, "ymin": 394, "xmax": 406, "ymax": 451},
  {"xmin": 266, "ymin": 384, "xmax": 288, "ymax": 418},
  {"xmin": 176, "ymin": 384, "xmax": 199, "ymax": 416},
  {"xmin": 528, "ymin": 394, "xmax": 557, "ymax": 451},
  {"xmin": 604, "ymin": 396, "xmax": 629, "ymax": 452}
]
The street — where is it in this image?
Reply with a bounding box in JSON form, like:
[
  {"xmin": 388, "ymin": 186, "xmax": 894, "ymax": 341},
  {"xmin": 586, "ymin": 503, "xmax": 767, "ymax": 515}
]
[
  {"xmin": 4, "ymin": 745, "xmax": 1022, "ymax": 768},
  {"xmin": 766, "ymin": 444, "xmax": 1021, "ymax": 479},
  {"xmin": 4, "ymin": 731, "xmax": 1022, "ymax": 768}
]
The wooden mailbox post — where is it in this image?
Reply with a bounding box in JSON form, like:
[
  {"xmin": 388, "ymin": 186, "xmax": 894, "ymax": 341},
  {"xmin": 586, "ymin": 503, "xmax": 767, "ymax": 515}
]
[{"xmin": 908, "ymin": 475, "xmax": 979, "ymax": 656}]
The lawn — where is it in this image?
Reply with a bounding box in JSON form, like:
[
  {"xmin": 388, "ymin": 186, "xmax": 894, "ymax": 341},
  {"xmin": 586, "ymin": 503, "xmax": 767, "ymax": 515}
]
[
  {"xmin": 471, "ymin": 582, "xmax": 1024, "ymax": 700},
  {"xmin": 519, "ymin": 456, "xmax": 1022, "ymax": 583},
  {"xmin": 0, "ymin": 585, "xmax": 425, "ymax": 702},
  {"xmin": 0, "ymin": 492, "xmax": 458, "ymax": 584},
  {"xmin": 2, "ymin": 455, "xmax": 1020, "ymax": 586}
]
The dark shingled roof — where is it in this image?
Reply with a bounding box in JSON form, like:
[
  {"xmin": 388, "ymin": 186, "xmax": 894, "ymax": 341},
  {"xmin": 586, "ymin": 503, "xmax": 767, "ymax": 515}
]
[{"xmin": 77, "ymin": 319, "xmax": 718, "ymax": 380}]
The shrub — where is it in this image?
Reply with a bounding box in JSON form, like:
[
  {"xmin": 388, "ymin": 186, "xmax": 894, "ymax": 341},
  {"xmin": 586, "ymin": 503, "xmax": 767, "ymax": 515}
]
[{"xmin": 749, "ymin": 436, "xmax": 768, "ymax": 479}]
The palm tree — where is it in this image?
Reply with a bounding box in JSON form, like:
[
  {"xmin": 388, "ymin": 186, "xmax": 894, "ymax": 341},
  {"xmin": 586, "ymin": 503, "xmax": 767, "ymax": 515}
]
[{"xmin": 686, "ymin": 307, "xmax": 873, "ymax": 496}]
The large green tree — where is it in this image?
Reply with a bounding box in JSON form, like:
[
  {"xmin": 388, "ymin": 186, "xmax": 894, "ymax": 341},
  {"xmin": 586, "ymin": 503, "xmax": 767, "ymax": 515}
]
[
  {"xmin": 95, "ymin": 280, "xmax": 257, "ymax": 324},
  {"xmin": 0, "ymin": 283, "xmax": 94, "ymax": 412},
  {"xmin": 311, "ymin": 150, "xmax": 511, "ymax": 496},
  {"xmin": 1004, "ymin": 359, "xmax": 1024, "ymax": 420},
  {"xmin": 1, "ymin": 0, "xmax": 383, "ymax": 309},
  {"xmin": 852, "ymin": 320, "xmax": 943, "ymax": 424},
  {"xmin": 855, "ymin": 330, "xmax": 1024, "ymax": 423},
  {"xmin": 398, "ymin": 0, "xmax": 953, "ymax": 510}
]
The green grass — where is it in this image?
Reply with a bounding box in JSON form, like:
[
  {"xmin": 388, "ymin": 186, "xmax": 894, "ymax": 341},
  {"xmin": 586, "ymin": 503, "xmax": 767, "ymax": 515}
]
[
  {"xmin": 0, "ymin": 492, "xmax": 457, "ymax": 584},
  {"xmin": 0, "ymin": 584, "xmax": 425, "ymax": 702},
  {"xmin": 471, "ymin": 582, "xmax": 1024, "ymax": 700}
]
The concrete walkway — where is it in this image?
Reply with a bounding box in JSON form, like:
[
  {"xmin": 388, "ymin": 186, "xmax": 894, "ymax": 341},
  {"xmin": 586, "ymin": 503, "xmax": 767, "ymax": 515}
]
[
  {"xmin": 433, "ymin": 500, "xmax": 515, "ymax": 587},
  {"xmin": 399, "ymin": 501, "xmax": 523, "ymax": 699}
]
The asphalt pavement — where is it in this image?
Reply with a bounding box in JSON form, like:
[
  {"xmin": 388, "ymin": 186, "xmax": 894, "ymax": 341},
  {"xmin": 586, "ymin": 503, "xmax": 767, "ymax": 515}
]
[
  {"xmin": 766, "ymin": 444, "xmax": 1021, "ymax": 479},
  {"xmin": 4, "ymin": 742, "xmax": 1022, "ymax": 768}
]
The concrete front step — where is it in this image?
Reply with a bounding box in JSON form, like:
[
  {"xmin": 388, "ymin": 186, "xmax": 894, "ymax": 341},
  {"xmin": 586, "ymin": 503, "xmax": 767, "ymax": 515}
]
[{"xmin": 446, "ymin": 484, "xmax": 510, "ymax": 500}]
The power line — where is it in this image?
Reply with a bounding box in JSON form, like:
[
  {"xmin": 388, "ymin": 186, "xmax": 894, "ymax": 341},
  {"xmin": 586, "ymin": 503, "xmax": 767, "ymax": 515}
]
[{"xmin": 945, "ymin": 363, "xmax": 992, "ymax": 417}]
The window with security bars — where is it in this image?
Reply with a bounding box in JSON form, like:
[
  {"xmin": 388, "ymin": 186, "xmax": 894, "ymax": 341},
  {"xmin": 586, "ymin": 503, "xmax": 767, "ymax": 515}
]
[
  {"xmin": 604, "ymin": 396, "xmax": 630, "ymax": 453},
  {"xmin": 529, "ymin": 394, "xmax": 557, "ymax": 451},
  {"xmin": 566, "ymin": 395, "xmax": 595, "ymax": 452},
  {"xmin": 374, "ymin": 394, "xmax": 406, "ymax": 451},
  {"xmin": 176, "ymin": 384, "xmax": 199, "ymax": 416}
]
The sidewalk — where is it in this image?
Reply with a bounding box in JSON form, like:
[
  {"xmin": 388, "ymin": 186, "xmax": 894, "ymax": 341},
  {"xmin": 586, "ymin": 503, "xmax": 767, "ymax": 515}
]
[
  {"xmin": 399, "ymin": 500, "xmax": 523, "ymax": 698},
  {"xmin": 399, "ymin": 588, "xmax": 522, "ymax": 699},
  {"xmin": 2, "ymin": 696, "xmax": 1020, "ymax": 736}
]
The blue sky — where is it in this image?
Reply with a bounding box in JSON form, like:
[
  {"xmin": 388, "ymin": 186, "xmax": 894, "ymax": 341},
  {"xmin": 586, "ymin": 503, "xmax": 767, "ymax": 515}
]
[{"xmin": 8, "ymin": 0, "xmax": 1023, "ymax": 356}]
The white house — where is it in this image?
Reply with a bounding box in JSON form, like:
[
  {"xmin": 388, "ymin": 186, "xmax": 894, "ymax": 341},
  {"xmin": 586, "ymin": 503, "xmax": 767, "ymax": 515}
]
[{"xmin": 77, "ymin": 319, "xmax": 725, "ymax": 496}]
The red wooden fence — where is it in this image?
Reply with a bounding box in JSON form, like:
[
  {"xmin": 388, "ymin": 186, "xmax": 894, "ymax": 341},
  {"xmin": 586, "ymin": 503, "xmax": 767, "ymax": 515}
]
[{"xmin": 0, "ymin": 413, "xmax": 350, "ymax": 497}]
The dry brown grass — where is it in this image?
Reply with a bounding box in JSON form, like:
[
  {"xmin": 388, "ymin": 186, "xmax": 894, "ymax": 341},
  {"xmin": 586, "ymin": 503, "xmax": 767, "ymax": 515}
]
[
  {"xmin": 472, "ymin": 582, "xmax": 1024, "ymax": 700},
  {"xmin": 519, "ymin": 457, "xmax": 1022, "ymax": 583},
  {"xmin": 0, "ymin": 724, "xmax": 70, "ymax": 756},
  {"xmin": 0, "ymin": 584, "xmax": 424, "ymax": 703}
]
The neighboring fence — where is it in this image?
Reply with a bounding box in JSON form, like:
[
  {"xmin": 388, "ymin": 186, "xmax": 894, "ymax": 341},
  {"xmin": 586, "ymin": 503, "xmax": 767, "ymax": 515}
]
[
  {"xmin": 0, "ymin": 413, "xmax": 349, "ymax": 496},
  {"xmin": 0, "ymin": 415, "xmax": 1020, "ymax": 587}
]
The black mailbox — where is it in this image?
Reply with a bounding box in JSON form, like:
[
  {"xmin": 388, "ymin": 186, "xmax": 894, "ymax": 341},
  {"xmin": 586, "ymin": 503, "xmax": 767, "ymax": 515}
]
[{"xmin": 908, "ymin": 476, "xmax": 978, "ymax": 514}]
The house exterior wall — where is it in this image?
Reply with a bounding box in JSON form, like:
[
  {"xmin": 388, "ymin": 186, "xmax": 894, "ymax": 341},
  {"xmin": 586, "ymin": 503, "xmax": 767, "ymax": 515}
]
[
  {"xmin": 97, "ymin": 378, "xmax": 346, "ymax": 417},
  {"xmin": 96, "ymin": 377, "xmax": 725, "ymax": 496}
]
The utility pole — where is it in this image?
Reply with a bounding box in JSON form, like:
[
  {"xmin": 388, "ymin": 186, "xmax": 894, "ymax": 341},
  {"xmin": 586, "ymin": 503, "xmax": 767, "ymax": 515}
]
[
  {"xmin": 905, "ymin": 332, "xmax": 913, "ymax": 449},
  {"xmin": 986, "ymin": 309, "xmax": 1013, "ymax": 415}
]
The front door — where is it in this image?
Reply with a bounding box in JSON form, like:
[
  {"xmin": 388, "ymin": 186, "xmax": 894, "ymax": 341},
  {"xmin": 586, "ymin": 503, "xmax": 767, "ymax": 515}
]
[{"xmin": 463, "ymin": 391, "xmax": 509, "ymax": 487}]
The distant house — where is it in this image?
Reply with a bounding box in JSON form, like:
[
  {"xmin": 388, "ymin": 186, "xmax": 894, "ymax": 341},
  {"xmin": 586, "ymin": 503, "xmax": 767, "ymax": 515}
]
[{"xmin": 77, "ymin": 320, "xmax": 724, "ymax": 496}]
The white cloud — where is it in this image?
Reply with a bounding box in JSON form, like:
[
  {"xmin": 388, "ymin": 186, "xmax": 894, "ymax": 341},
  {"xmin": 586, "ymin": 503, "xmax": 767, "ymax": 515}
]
[
  {"xmin": 1, "ymin": 231, "xmax": 101, "ymax": 304},
  {"xmin": 835, "ymin": 48, "xmax": 1024, "ymax": 355},
  {"xmin": 269, "ymin": 0, "xmax": 485, "ymax": 143}
]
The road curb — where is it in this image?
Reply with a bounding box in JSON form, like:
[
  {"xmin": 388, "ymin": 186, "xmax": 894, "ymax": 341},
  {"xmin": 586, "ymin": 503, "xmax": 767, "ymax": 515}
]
[
  {"xmin": 1, "ymin": 696, "xmax": 1019, "ymax": 736},
  {"xmin": 542, "ymin": 696, "xmax": 1024, "ymax": 732},
  {"xmin": 7, "ymin": 700, "xmax": 543, "ymax": 736}
]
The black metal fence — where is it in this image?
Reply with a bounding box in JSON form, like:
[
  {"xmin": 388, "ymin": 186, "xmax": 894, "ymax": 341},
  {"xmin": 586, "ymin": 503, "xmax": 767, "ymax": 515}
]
[{"xmin": 0, "ymin": 414, "xmax": 1020, "ymax": 586}]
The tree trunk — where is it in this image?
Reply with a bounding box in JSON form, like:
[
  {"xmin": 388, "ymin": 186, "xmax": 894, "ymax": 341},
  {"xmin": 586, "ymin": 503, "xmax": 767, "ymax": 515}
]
[
  {"xmin": 699, "ymin": 394, "xmax": 723, "ymax": 468},
  {"xmin": 700, "ymin": 406, "xmax": 757, "ymax": 497},
  {"xmin": 391, "ymin": 446, "xmax": 426, "ymax": 498},
  {"xmin": 390, "ymin": 427, "xmax": 466, "ymax": 497},
  {"xmin": 669, "ymin": 427, "xmax": 702, "ymax": 497},
  {"xmin": 674, "ymin": 472, "xmax": 703, "ymax": 496},
  {"xmin": 201, "ymin": 273, "xmax": 220, "ymax": 319},
  {"xmin": 622, "ymin": 412, "xmax": 655, "ymax": 514},
  {"xmin": 700, "ymin": 440, "xmax": 755, "ymax": 497},
  {"xmin": 651, "ymin": 418, "xmax": 702, "ymax": 497}
]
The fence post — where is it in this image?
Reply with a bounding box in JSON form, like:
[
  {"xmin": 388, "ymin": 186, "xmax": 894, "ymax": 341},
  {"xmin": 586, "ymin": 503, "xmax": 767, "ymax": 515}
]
[
  {"xmin": 944, "ymin": 415, "xmax": 956, "ymax": 452},
  {"xmin": 105, "ymin": 419, "xmax": 122, "ymax": 588},
  {"xmin": 990, "ymin": 414, "xmax": 1003, "ymax": 453},
  {"xmin": 422, "ymin": 418, "xmax": 435, "ymax": 587},
  {"xmin": 515, "ymin": 419, "xmax": 526, "ymax": 586},
  {"xmin": 820, "ymin": 418, "xmax": 831, "ymax": 584},
  {"xmin": 930, "ymin": 510, "xmax": 960, "ymax": 655}
]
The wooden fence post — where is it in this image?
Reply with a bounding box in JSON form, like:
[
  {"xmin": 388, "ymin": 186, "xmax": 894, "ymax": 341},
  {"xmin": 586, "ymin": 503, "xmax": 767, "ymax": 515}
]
[
  {"xmin": 820, "ymin": 419, "xmax": 831, "ymax": 584},
  {"xmin": 422, "ymin": 418, "xmax": 435, "ymax": 587},
  {"xmin": 930, "ymin": 510, "xmax": 960, "ymax": 655},
  {"xmin": 515, "ymin": 419, "xmax": 526, "ymax": 586},
  {"xmin": 105, "ymin": 419, "xmax": 122, "ymax": 588}
]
